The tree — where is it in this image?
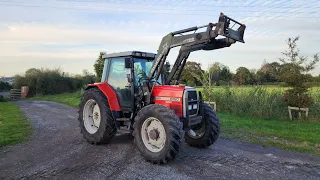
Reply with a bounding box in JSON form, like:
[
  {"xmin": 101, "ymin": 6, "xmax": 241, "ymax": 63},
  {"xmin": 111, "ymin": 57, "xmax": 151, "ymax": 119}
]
[
  {"xmin": 256, "ymin": 69, "xmax": 266, "ymax": 84},
  {"xmin": 220, "ymin": 66, "xmax": 232, "ymax": 82},
  {"xmin": 279, "ymin": 36, "xmax": 319, "ymax": 109},
  {"xmin": 208, "ymin": 62, "xmax": 221, "ymax": 85},
  {"xmin": 233, "ymin": 67, "xmax": 252, "ymax": 85},
  {"xmin": 93, "ymin": 52, "xmax": 106, "ymax": 80},
  {"xmin": 249, "ymin": 69, "xmax": 259, "ymax": 85},
  {"xmin": 208, "ymin": 62, "xmax": 232, "ymax": 86},
  {"xmin": 257, "ymin": 61, "xmax": 281, "ymax": 84},
  {"xmin": 180, "ymin": 61, "xmax": 204, "ymax": 86}
]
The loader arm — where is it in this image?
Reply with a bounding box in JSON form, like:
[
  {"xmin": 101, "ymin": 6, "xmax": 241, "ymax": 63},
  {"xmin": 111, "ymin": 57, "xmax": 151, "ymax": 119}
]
[{"xmin": 148, "ymin": 12, "xmax": 246, "ymax": 85}]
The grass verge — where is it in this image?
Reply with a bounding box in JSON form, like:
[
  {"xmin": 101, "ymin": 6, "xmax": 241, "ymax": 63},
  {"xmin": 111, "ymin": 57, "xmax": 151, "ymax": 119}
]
[
  {"xmin": 0, "ymin": 102, "xmax": 32, "ymax": 147},
  {"xmin": 28, "ymin": 91, "xmax": 81, "ymax": 108},
  {"xmin": 27, "ymin": 92, "xmax": 320, "ymax": 155},
  {"xmin": 220, "ymin": 113, "xmax": 320, "ymax": 155}
]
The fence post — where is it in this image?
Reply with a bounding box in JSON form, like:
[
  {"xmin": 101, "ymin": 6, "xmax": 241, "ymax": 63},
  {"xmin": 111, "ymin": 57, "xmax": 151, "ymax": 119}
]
[
  {"xmin": 288, "ymin": 106, "xmax": 309, "ymax": 120},
  {"xmin": 9, "ymin": 89, "xmax": 22, "ymax": 100}
]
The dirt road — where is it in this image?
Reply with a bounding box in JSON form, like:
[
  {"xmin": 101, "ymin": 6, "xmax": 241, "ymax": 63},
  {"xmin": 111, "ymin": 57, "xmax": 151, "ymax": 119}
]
[{"xmin": 0, "ymin": 101, "xmax": 319, "ymax": 180}]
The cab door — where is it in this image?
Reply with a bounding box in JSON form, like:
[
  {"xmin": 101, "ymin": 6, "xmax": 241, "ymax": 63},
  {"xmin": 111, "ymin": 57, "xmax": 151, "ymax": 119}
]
[{"xmin": 106, "ymin": 57, "xmax": 132, "ymax": 110}]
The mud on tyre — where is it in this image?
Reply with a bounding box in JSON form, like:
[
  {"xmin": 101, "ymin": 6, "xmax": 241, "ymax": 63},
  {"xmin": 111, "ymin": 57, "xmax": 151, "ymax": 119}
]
[
  {"xmin": 78, "ymin": 88, "xmax": 117, "ymax": 144},
  {"xmin": 133, "ymin": 104, "xmax": 183, "ymax": 164},
  {"xmin": 185, "ymin": 103, "xmax": 220, "ymax": 148}
]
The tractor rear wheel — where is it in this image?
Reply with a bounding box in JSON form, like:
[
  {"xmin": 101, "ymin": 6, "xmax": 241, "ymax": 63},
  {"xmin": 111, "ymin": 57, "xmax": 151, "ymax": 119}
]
[
  {"xmin": 184, "ymin": 103, "xmax": 220, "ymax": 148},
  {"xmin": 133, "ymin": 104, "xmax": 183, "ymax": 164},
  {"xmin": 78, "ymin": 88, "xmax": 117, "ymax": 144}
]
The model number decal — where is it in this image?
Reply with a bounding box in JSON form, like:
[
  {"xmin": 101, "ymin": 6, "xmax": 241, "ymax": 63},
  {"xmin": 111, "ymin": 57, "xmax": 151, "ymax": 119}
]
[{"xmin": 154, "ymin": 96, "xmax": 181, "ymax": 102}]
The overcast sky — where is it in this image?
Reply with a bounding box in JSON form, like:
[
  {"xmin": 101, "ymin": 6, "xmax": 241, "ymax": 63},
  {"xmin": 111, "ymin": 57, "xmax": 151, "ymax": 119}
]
[{"xmin": 1, "ymin": 0, "xmax": 320, "ymax": 77}]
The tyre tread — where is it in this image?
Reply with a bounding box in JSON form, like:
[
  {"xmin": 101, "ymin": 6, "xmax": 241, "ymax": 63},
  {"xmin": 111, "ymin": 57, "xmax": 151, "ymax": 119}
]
[
  {"xmin": 133, "ymin": 104, "xmax": 182, "ymax": 164},
  {"xmin": 185, "ymin": 103, "xmax": 220, "ymax": 148},
  {"xmin": 78, "ymin": 88, "xmax": 117, "ymax": 144}
]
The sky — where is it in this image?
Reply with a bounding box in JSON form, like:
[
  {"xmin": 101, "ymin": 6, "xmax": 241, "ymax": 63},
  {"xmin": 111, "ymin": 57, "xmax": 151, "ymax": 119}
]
[{"xmin": 1, "ymin": 0, "xmax": 320, "ymax": 77}]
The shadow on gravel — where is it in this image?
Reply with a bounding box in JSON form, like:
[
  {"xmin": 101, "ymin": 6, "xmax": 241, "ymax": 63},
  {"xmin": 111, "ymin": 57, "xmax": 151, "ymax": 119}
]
[{"xmin": 109, "ymin": 133, "xmax": 134, "ymax": 145}]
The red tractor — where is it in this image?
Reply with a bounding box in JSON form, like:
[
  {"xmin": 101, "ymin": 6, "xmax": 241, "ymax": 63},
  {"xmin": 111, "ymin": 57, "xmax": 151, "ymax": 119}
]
[{"xmin": 78, "ymin": 13, "xmax": 246, "ymax": 164}]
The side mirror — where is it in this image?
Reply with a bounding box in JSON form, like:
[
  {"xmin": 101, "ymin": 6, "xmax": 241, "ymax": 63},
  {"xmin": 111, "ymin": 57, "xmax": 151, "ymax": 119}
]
[
  {"xmin": 125, "ymin": 58, "xmax": 132, "ymax": 68},
  {"xmin": 165, "ymin": 61, "xmax": 171, "ymax": 72}
]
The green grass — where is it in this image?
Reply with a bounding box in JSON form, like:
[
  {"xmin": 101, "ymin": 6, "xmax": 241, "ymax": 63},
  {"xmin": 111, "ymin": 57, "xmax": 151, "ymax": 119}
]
[
  {"xmin": 0, "ymin": 102, "xmax": 32, "ymax": 147},
  {"xmin": 28, "ymin": 91, "xmax": 82, "ymax": 108},
  {"xmin": 220, "ymin": 113, "xmax": 320, "ymax": 155},
  {"xmin": 27, "ymin": 90, "xmax": 320, "ymax": 155}
]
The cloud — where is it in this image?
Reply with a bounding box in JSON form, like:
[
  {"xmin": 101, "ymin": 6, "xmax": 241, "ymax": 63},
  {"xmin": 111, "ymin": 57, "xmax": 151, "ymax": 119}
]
[
  {"xmin": 0, "ymin": 0, "xmax": 320, "ymax": 77},
  {"xmin": 0, "ymin": 23, "xmax": 161, "ymax": 45}
]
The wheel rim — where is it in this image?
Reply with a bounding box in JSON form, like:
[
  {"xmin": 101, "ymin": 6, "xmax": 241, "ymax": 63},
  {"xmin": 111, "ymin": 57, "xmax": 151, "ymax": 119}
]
[
  {"xmin": 83, "ymin": 99, "xmax": 101, "ymax": 134},
  {"xmin": 141, "ymin": 117, "xmax": 166, "ymax": 153},
  {"xmin": 188, "ymin": 120, "xmax": 205, "ymax": 139}
]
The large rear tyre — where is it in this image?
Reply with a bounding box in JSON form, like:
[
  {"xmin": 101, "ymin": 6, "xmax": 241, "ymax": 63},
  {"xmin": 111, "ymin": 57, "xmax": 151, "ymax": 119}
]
[
  {"xmin": 78, "ymin": 88, "xmax": 117, "ymax": 144},
  {"xmin": 185, "ymin": 103, "xmax": 220, "ymax": 148},
  {"xmin": 133, "ymin": 104, "xmax": 183, "ymax": 164}
]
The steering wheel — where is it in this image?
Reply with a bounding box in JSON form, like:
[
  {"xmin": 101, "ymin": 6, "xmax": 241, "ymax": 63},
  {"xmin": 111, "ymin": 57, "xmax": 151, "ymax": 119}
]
[{"xmin": 150, "ymin": 79, "xmax": 162, "ymax": 85}]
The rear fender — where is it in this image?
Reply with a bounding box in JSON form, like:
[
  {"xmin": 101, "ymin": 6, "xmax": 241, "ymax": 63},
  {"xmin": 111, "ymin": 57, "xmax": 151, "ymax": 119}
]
[{"xmin": 85, "ymin": 82, "xmax": 121, "ymax": 111}]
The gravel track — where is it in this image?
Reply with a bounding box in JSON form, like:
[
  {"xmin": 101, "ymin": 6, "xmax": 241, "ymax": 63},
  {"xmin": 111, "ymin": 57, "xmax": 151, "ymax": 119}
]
[{"xmin": 0, "ymin": 100, "xmax": 319, "ymax": 180}]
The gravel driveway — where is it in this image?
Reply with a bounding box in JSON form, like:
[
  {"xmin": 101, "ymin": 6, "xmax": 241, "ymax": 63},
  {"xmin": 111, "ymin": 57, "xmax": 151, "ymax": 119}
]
[{"xmin": 0, "ymin": 100, "xmax": 319, "ymax": 180}]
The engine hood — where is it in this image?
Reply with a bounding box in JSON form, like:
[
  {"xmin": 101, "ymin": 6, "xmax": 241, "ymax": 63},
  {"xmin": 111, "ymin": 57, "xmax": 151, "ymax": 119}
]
[{"xmin": 151, "ymin": 85, "xmax": 195, "ymax": 97}]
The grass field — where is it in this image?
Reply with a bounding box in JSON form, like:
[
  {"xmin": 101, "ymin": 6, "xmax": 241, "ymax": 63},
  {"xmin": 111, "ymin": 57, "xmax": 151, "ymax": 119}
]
[
  {"xmin": 28, "ymin": 90, "xmax": 320, "ymax": 155},
  {"xmin": 0, "ymin": 102, "xmax": 32, "ymax": 147},
  {"xmin": 198, "ymin": 86, "xmax": 320, "ymax": 121}
]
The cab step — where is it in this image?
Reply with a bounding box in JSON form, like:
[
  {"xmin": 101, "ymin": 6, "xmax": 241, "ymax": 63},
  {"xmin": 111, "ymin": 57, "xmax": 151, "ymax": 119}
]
[{"xmin": 116, "ymin": 118, "xmax": 131, "ymax": 121}]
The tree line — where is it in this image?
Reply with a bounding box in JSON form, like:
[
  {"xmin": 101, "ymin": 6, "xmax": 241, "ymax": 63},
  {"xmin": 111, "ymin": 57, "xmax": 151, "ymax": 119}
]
[
  {"xmin": 179, "ymin": 37, "xmax": 319, "ymax": 87},
  {"xmin": 13, "ymin": 68, "xmax": 95, "ymax": 97},
  {"xmin": 179, "ymin": 60, "xmax": 319, "ymax": 87}
]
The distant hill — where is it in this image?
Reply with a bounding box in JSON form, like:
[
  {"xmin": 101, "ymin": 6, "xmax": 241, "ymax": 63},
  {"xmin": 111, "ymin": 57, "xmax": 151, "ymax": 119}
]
[{"xmin": 0, "ymin": 77, "xmax": 14, "ymax": 85}]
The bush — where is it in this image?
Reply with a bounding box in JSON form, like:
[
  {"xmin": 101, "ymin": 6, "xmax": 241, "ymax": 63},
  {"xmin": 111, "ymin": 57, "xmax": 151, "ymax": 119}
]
[
  {"xmin": 0, "ymin": 82, "xmax": 12, "ymax": 92},
  {"xmin": 0, "ymin": 95, "xmax": 6, "ymax": 102},
  {"xmin": 12, "ymin": 68, "xmax": 95, "ymax": 97}
]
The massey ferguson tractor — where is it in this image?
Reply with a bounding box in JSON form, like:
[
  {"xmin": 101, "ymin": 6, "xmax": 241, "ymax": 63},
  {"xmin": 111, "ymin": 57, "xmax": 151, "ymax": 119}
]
[{"xmin": 78, "ymin": 13, "xmax": 246, "ymax": 164}]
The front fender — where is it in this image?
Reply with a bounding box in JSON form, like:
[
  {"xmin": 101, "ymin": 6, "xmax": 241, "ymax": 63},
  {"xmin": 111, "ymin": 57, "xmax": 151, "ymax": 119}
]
[{"xmin": 86, "ymin": 82, "xmax": 121, "ymax": 111}]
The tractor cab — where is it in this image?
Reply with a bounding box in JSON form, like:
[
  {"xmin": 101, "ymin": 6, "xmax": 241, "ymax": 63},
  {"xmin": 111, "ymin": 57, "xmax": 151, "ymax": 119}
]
[{"xmin": 99, "ymin": 51, "xmax": 163, "ymax": 111}]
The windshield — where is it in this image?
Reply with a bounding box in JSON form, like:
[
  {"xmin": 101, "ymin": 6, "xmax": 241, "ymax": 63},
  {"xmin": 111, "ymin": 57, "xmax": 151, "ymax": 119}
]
[{"xmin": 134, "ymin": 58, "xmax": 162, "ymax": 86}]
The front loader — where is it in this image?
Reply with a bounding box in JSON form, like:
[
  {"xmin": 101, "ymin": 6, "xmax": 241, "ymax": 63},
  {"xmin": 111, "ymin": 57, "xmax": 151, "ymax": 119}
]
[{"xmin": 78, "ymin": 13, "xmax": 246, "ymax": 164}]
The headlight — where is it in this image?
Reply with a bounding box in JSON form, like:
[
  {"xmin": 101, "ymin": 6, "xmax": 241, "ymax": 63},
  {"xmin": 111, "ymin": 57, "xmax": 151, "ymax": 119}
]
[
  {"xmin": 188, "ymin": 105, "xmax": 192, "ymax": 110},
  {"xmin": 193, "ymin": 104, "xmax": 198, "ymax": 109}
]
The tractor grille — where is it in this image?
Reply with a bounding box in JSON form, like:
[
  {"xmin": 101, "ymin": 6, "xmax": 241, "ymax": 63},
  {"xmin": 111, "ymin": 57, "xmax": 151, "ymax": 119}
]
[{"xmin": 187, "ymin": 90, "xmax": 198, "ymax": 116}]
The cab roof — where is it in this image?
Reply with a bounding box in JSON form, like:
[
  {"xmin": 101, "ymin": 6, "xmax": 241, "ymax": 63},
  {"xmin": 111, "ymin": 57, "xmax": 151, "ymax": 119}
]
[{"xmin": 102, "ymin": 51, "xmax": 156, "ymax": 59}]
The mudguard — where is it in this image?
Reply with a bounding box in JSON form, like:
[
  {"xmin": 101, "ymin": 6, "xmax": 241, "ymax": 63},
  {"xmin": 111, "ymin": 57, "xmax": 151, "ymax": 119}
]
[{"xmin": 85, "ymin": 82, "xmax": 121, "ymax": 111}]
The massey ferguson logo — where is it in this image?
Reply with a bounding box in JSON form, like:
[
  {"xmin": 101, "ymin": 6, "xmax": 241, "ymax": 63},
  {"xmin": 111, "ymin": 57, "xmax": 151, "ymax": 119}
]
[{"xmin": 182, "ymin": 37, "xmax": 195, "ymax": 44}]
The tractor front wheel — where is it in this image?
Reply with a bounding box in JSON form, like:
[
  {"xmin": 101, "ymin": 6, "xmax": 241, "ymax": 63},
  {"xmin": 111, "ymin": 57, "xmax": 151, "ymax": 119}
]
[
  {"xmin": 78, "ymin": 88, "xmax": 117, "ymax": 144},
  {"xmin": 185, "ymin": 103, "xmax": 220, "ymax": 148},
  {"xmin": 133, "ymin": 104, "xmax": 183, "ymax": 164}
]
